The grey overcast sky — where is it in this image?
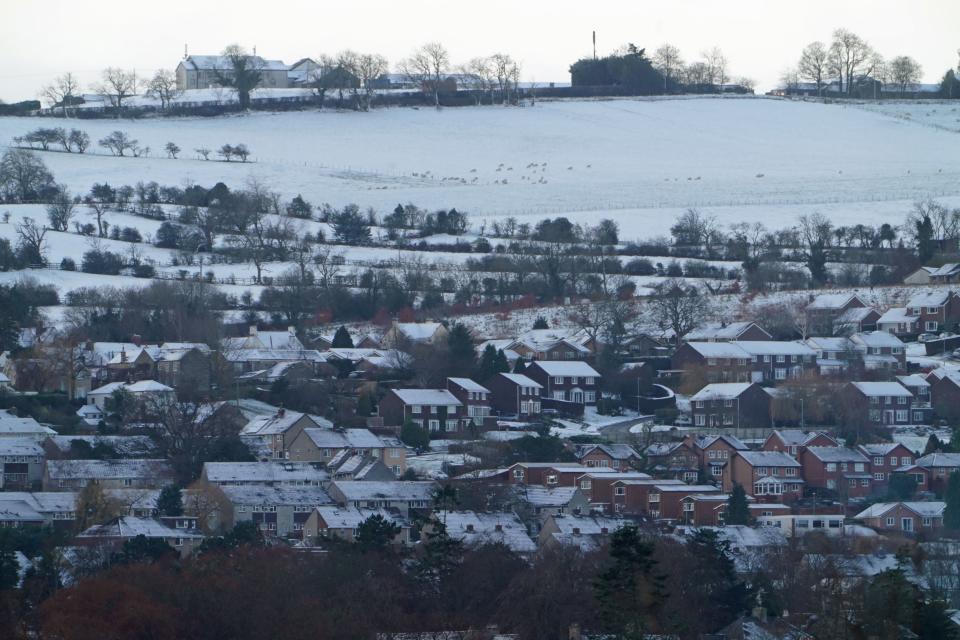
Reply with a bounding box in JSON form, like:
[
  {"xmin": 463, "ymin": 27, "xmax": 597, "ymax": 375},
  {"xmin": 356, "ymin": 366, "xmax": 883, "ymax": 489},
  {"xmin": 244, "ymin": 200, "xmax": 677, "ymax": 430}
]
[{"xmin": 1, "ymin": 0, "xmax": 958, "ymax": 102}]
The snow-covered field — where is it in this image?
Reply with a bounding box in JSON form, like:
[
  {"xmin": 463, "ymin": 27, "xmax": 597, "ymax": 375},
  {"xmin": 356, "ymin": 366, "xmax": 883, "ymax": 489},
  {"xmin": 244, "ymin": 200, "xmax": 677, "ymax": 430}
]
[{"xmin": 2, "ymin": 96, "xmax": 960, "ymax": 313}]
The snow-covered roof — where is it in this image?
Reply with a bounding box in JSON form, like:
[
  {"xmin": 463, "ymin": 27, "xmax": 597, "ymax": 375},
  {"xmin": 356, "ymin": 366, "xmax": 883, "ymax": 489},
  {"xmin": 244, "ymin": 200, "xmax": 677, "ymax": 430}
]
[
  {"xmin": 573, "ymin": 443, "xmax": 640, "ymax": 460},
  {"xmin": 519, "ymin": 486, "xmax": 581, "ymax": 507},
  {"xmin": 393, "ymin": 322, "xmax": 444, "ymax": 341},
  {"xmin": 390, "ymin": 389, "xmax": 462, "ymax": 407},
  {"xmin": 684, "ymin": 342, "xmax": 751, "ymax": 358},
  {"xmin": 304, "ymin": 428, "xmax": 389, "ymax": 450},
  {"xmin": 850, "ymin": 331, "xmax": 904, "ymax": 349},
  {"xmin": 218, "ymin": 485, "xmax": 333, "ymax": 507},
  {"xmin": 78, "ymin": 516, "xmax": 203, "ymax": 540},
  {"xmin": 685, "ymin": 321, "xmax": 769, "ymax": 341},
  {"xmin": 877, "ymin": 307, "xmax": 916, "ymax": 325},
  {"xmin": 835, "ymin": 307, "xmax": 877, "ymax": 323},
  {"xmin": 0, "ymin": 437, "xmax": 44, "ymax": 456},
  {"xmin": 182, "ymin": 54, "xmax": 288, "ymax": 72},
  {"xmin": 695, "ymin": 434, "xmax": 749, "ymax": 450},
  {"xmin": 850, "ymin": 381, "xmax": 911, "ymax": 397},
  {"xmin": 447, "ymin": 378, "xmax": 490, "ymax": 393},
  {"xmin": 805, "ymin": 337, "xmax": 854, "ymax": 351},
  {"xmin": 804, "ymin": 446, "xmax": 868, "ymax": 463},
  {"xmin": 770, "ymin": 429, "xmax": 835, "ymax": 446},
  {"xmin": 124, "ymin": 380, "xmax": 174, "ymax": 393},
  {"xmin": 221, "ymin": 348, "xmax": 326, "ymax": 363},
  {"xmin": 855, "ymin": 501, "xmax": 945, "ymax": 519},
  {"xmin": 896, "ymin": 374, "xmax": 930, "ymax": 389},
  {"xmin": 510, "ymin": 328, "xmax": 591, "ymax": 353},
  {"xmin": 496, "ymin": 373, "xmax": 542, "ymax": 388},
  {"xmin": 313, "ymin": 506, "xmax": 402, "ymax": 529},
  {"xmin": 651, "ymin": 483, "xmax": 719, "ymax": 493},
  {"xmin": 858, "ymin": 442, "xmax": 907, "ymax": 456},
  {"xmin": 807, "ymin": 293, "xmax": 860, "ymax": 310},
  {"xmin": 527, "ymin": 361, "xmax": 601, "ymax": 377},
  {"xmin": 0, "ymin": 501, "xmax": 44, "ymax": 523},
  {"xmin": 203, "ymin": 461, "xmax": 329, "ymax": 484},
  {"xmin": 331, "ymin": 480, "xmax": 437, "ymax": 502},
  {"xmin": 929, "ymin": 263, "xmax": 960, "ymax": 277},
  {"xmin": 917, "ymin": 452, "xmax": 960, "ymax": 468},
  {"xmin": 736, "ymin": 451, "xmax": 801, "ymax": 467},
  {"xmin": 0, "ymin": 412, "xmax": 56, "ymax": 437},
  {"xmin": 45, "ymin": 459, "xmax": 173, "ymax": 481},
  {"xmin": 442, "ymin": 511, "xmax": 537, "ymax": 553},
  {"xmin": 0, "ymin": 491, "xmax": 77, "ymax": 513},
  {"xmin": 690, "ymin": 383, "xmax": 754, "ymax": 401},
  {"xmin": 735, "ymin": 341, "xmax": 816, "ymax": 357},
  {"xmin": 241, "ymin": 410, "xmax": 315, "ymax": 436},
  {"xmin": 907, "ymin": 290, "xmax": 952, "ymax": 308}
]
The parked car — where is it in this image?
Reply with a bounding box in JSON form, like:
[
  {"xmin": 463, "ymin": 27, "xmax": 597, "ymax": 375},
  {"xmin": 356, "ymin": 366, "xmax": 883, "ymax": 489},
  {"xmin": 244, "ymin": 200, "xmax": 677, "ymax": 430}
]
[
  {"xmin": 918, "ymin": 333, "xmax": 937, "ymax": 343},
  {"xmin": 951, "ymin": 348, "xmax": 960, "ymax": 360},
  {"xmin": 674, "ymin": 414, "xmax": 693, "ymax": 427}
]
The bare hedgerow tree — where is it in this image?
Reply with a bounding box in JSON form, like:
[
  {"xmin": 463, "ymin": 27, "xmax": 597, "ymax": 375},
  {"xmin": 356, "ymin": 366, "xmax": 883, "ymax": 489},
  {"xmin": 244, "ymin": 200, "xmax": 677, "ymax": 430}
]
[
  {"xmin": 195, "ymin": 147, "xmax": 211, "ymax": 160},
  {"xmin": 92, "ymin": 67, "xmax": 139, "ymax": 117},
  {"xmin": 98, "ymin": 130, "xmax": 138, "ymax": 156},
  {"xmin": 798, "ymin": 41, "xmax": 830, "ymax": 96},
  {"xmin": 69, "ymin": 129, "xmax": 90, "ymax": 153},
  {"xmin": 40, "ymin": 72, "xmax": 81, "ymax": 116},
  {"xmin": 0, "ymin": 149, "xmax": 55, "ymax": 203},
  {"xmin": 399, "ymin": 42, "xmax": 450, "ymax": 108},
  {"xmin": 888, "ymin": 56, "xmax": 923, "ymax": 97},
  {"xmin": 15, "ymin": 217, "xmax": 48, "ymax": 264},
  {"xmin": 164, "ymin": 142, "xmax": 181, "ymax": 159},
  {"xmin": 490, "ymin": 53, "xmax": 521, "ymax": 104},
  {"xmin": 829, "ymin": 29, "xmax": 874, "ymax": 95},
  {"xmin": 46, "ymin": 185, "xmax": 77, "ymax": 231},
  {"xmin": 146, "ymin": 69, "xmax": 181, "ymax": 109},
  {"xmin": 644, "ymin": 279, "xmax": 714, "ymax": 346},
  {"xmin": 702, "ymin": 46, "xmax": 728, "ymax": 89},
  {"xmin": 351, "ymin": 53, "xmax": 389, "ymax": 111}
]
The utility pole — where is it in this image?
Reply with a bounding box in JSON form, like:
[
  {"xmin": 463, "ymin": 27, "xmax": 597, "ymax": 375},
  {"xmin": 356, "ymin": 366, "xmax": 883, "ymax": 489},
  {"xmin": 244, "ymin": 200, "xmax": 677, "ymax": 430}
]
[{"xmin": 592, "ymin": 31, "xmax": 597, "ymax": 60}]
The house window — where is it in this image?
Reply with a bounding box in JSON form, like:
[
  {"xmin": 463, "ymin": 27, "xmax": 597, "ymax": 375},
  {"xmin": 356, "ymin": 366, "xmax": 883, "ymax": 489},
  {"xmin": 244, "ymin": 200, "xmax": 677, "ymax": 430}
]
[
  {"xmin": 913, "ymin": 411, "xmax": 924, "ymax": 422},
  {"xmin": 174, "ymin": 537, "xmax": 183, "ymax": 546},
  {"xmin": 775, "ymin": 368, "xmax": 786, "ymax": 380},
  {"xmin": 513, "ymin": 468, "xmax": 524, "ymax": 481},
  {"xmin": 428, "ymin": 420, "xmax": 440, "ymax": 431},
  {"xmin": 923, "ymin": 517, "xmax": 932, "ymax": 527},
  {"xmin": 580, "ymin": 479, "xmax": 592, "ymax": 489},
  {"xmin": 695, "ymin": 401, "xmax": 705, "ymax": 409},
  {"xmin": 553, "ymin": 391, "xmax": 566, "ymax": 401},
  {"xmin": 431, "ymin": 405, "xmax": 439, "ymax": 414},
  {"xmin": 724, "ymin": 399, "xmax": 733, "ymax": 407},
  {"xmin": 785, "ymin": 467, "xmax": 797, "ymax": 477},
  {"xmin": 854, "ymin": 463, "xmax": 864, "ymax": 472},
  {"xmin": 886, "ymin": 517, "xmax": 895, "ymax": 527},
  {"xmin": 123, "ymin": 478, "xmax": 133, "ymax": 487},
  {"xmin": 614, "ymin": 486, "xmax": 625, "ymax": 496},
  {"xmin": 827, "ymin": 479, "xmax": 836, "ymax": 489},
  {"xmin": 861, "ymin": 479, "xmax": 869, "ymax": 487},
  {"xmin": 411, "ymin": 405, "xmax": 421, "ymax": 414},
  {"xmin": 712, "ymin": 466, "xmax": 723, "ymax": 476},
  {"xmin": 584, "ymin": 391, "xmax": 596, "ymax": 403},
  {"xmin": 895, "ymin": 410, "xmax": 908, "ymax": 422},
  {"xmin": 926, "ymin": 321, "xmax": 938, "ymax": 332},
  {"xmin": 897, "ymin": 396, "xmax": 907, "ymax": 405},
  {"xmin": 694, "ymin": 415, "xmax": 705, "ymax": 426},
  {"xmin": 776, "ymin": 355, "xmax": 785, "ymax": 363},
  {"xmin": 446, "ymin": 420, "xmax": 458, "ymax": 430},
  {"xmin": 873, "ymin": 456, "xmax": 883, "ymax": 466},
  {"xmin": 554, "ymin": 376, "xmax": 563, "ymax": 384},
  {"xmin": 826, "ymin": 463, "xmax": 836, "ymax": 472},
  {"xmin": 901, "ymin": 457, "xmax": 911, "ymax": 466},
  {"xmin": 874, "ymin": 472, "xmax": 885, "ymax": 481},
  {"xmin": 890, "ymin": 457, "xmax": 898, "ymax": 466}
]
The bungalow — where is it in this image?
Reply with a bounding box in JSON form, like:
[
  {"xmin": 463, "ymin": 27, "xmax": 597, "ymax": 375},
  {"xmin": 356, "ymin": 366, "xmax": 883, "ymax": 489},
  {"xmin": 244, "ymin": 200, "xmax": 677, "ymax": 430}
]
[
  {"xmin": 799, "ymin": 446, "xmax": 872, "ymax": 499},
  {"xmin": 379, "ymin": 389, "xmax": 466, "ymax": 433},
  {"xmin": 725, "ymin": 451, "xmax": 804, "ymax": 502},
  {"xmin": 446, "ymin": 378, "xmax": 492, "ymax": 427},
  {"xmin": 302, "ymin": 506, "xmax": 410, "ymax": 545},
  {"xmin": 689, "ymin": 382, "xmax": 772, "ymax": 429},
  {"xmin": 762, "ymin": 429, "xmax": 838, "ymax": 457},
  {"xmin": 76, "ymin": 516, "xmax": 204, "ymax": 557},
  {"xmin": 436, "ymin": 511, "xmax": 537, "ymax": 555},
  {"xmin": 86, "ymin": 380, "xmax": 174, "ymax": 412},
  {"xmin": 537, "ymin": 513, "xmax": 628, "ymax": 551},
  {"xmin": 485, "ymin": 373, "xmax": 543, "ymax": 418},
  {"xmin": 855, "ymin": 501, "xmax": 944, "ymax": 534},
  {"xmin": 43, "ymin": 459, "xmax": 174, "ymax": 491},
  {"xmin": 684, "ymin": 321, "xmax": 772, "ymax": 342},
  {"xmin": 326, "ymin": 480, "xmax": 437, "ymax": 517},
  {"xmin": 839, "ymin": 381, "xmax": 916, "ymax": 427},
  {"xmin": 805, "ymin": 293, "xmax": 868, "ymax": 335},
  {"xmin": 523, "ymin": 361, "xmax": 601, "ymax": 405},
  {"xmin": 905, "ymin": 290, "xmax": 960, "ymax": 334},
  {"xmin": 381, "ymin": 322, "xmax": 449, "ymax": 347}
]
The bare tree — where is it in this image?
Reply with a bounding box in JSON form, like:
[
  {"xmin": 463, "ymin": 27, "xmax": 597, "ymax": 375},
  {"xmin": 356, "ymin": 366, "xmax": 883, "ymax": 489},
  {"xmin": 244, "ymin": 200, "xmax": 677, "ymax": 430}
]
[
  {"xmin": 685, "ymin": 61, "xmax": 711, "ymax": 87},
  {"xmin": 702, "ymin": 46, "xmax": 728, "ymax": 89},
  {"xmin": 214, "ymin": 44, "xmax": 263, "ymax": 109},
  {"xmin": 146, "ymin": 69, "xmax": 181, "ymax": 109},
  {"xmin": 888, "ymin": 56, "xmax": 923, "ymax": 96},
  {"xmin": 0, "ymin": 149, "xmax": 55, "ymax": 202},
  {"xmin": 15, "ymin": 217, "xmax": 48, "ymax": 264},
  {"xmin": 40, "ymin": 72, "xmax": 81, "ymax": 116},
  {"xmin": 490, "ymin": 53, "xmax": 521, "ymax": 105},
  {"xmin": 46, "ymin": 185, "xmax": 76, "ymax": 231},
  {"xmin": 780, "ymin": 67, "xmax": 801, "ymax": 93},
  {"xmin": 307, "ymin": 54, "xmax": 339, "ymax": 108},
  {"xmin": 653, "ymin": 44, "xmax": 684, "ymax": 92},
  {"xmin": 92, "ymin": 67, "xmax": 139, "ymax": 116},
  {"xmin": 798, "ymin": 41, "xmax": 830, "ymax": 96},
  {"xmin": 829, "ymin": 29, "xmax": 874, "ymax": 95},
  {"xmin": 459, "ymin": 57, "xmax": 493, "ymax": 104},
  {"xmin": 644, "ymin": 279, "xmax": 714, "ymax": 346},
  {"xmin": 399, "ymin": 42, "xmax": 450, "ymax": 108},
  {"xmin": 98, "ymin": 130, "xmax": 138, "ymax": 156},
  {"xmin": 353, "ymin": 53, "xmax": 389, "ymax": 110}
]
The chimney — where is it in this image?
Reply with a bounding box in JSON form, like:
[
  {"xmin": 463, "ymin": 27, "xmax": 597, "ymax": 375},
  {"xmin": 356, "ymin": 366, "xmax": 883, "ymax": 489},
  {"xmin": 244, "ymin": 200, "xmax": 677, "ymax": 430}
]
[
  {"xmin": 494, "ymin": 523, "xmax": 503, "ymax": 532},
  {"xmin": 569, "ymin": 623, "xmax": 582, "ymax": 640},
  {"xmin": 120, "ymin": 348, "xmax": 127, "ymax": 364},
  {"xmin": 249, "ymin": 325, "xmax": 258, "ymax": 336},
  {"xmin": 465, "ymin": 523, "xmax": 474, "ymax": 532},
  {"xmin": 277, "ymin": 407, "xmax": 285, "ymax": 418},
  {"xmin": 131, "ymin": 334, "xmax": 142, "ymax": 346},
  {"xmin": 600, "ymin": 527, "xmax": 608, "ymax": 534},
  {"xmin": 572, "ymin": 527, "xmax": 580, "ymax": 535}
]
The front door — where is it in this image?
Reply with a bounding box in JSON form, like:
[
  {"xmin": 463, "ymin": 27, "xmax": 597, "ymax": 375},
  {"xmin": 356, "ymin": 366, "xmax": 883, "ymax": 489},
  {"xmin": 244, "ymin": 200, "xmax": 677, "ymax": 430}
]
[
  {"xmin": 884, "ymin": 410, "xmax": 895, "ymax": 425},
  {"xmin": 902, "ymin": 517, "xmax": 914, "ymax": 532}
]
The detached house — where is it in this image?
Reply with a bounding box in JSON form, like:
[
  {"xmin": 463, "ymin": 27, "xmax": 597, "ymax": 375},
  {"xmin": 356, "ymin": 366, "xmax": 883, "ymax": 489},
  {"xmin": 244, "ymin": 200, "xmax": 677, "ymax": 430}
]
[
  {"xmin": 486, "ymin": 373, "xmax": 543, "ymax": 418},
  {"xmin": 303, "ymin": 506, "xmax": 410, "ymax": 545},
  {"xmin": 684, "ymin": 321, "xmax": 772, "ymax": 342},
  {"xmin": 691, "ymin": 434, "xmax": 749, "ymax": 484},
  {"xmin": 762, "ymin": 430, "xmax": 838, "ymax": 457},
  {"xmin": 524, "ymin": 361, "xmax": 601, "ymax": 406},
  {"xmin": 840, "ymin": 382, "xmax": 917, "ymax": 427},
  {"xmin": 805, "ymin": 293, "xmax": 868, "ymax": 335},
  {"xmin": 905, "ymin": 290, "xmax": 960, "ymax": 334},
  {"xmin": 286, "ymin": 428, "xmax": 406, "ymax": 475},
  {"xmin": 876, "ymin": 307, "xmax": 920, "ymax": 337},
  {"xmin": 446, "ymin": 378, "xmax": 492, "ymax": 427},
  {"xmin": 506, "ymin": 328, "xmax": 593, "ymax": 361},
  {"xmin": 927, "ymin": 368, "xmax": 960, "ymax": 421},
  {"xmin": 857, "ymin": 443, "xmax": 914, "ymax": 491},
  {"xmin": 176, "ymin": 54, "xmax": 290, "ymax": 90},
  {"xmin": 799, "ymin": 446, "xmax": 873, "ymax": 499},
  {"xmin": 573, "ymin": 444, "xmax": 641, "ymax": 469},
  {"xmin": 689, "ymin": 383, "xmax": 772, "ymax": 429},
  {"xmin": 725, "ymin": 451, "xmax": 804, "ymax": 502},
  {"xmin": 240, "ymin": 409, "xmax": 325, "ymax": 460},
  {"xmin": 849, "ymin": 332, "xmax": 906, "ymax": 373},
  {"xmin": 379, "ymin": 389, "xmax": 466, "ymax": 433},
  {"xmin": 833, "ymin": 307, "xmax": 881, "ymax": 335},
  {"xmin": 381, "ymin": 322, "xmax": 449, "ymax": 348},
  {"xmin": 855, "ymin": 501, "xmax": 944, "ymax": 534},
  {"xmin": 928, "ymin": 263, "xmax": 960, "ymax": 284},
  {"xmin": 643, "ymin": 441, "xmax": 700, "ymax": 482}
]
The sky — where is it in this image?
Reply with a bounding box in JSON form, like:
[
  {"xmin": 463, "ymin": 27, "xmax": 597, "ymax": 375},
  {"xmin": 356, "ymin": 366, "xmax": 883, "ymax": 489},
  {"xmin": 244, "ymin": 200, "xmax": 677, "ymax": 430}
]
[{"xmin": 1, "ymin": 0, "xmax": 958, "ymax": 103}]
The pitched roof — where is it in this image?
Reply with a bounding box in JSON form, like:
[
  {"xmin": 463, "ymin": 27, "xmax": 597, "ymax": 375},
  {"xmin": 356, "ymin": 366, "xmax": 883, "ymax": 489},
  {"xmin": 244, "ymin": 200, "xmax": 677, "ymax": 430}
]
[
  {"xmin": 304, "ymin": 428, "xmax": 389, "ymax": 450},
  {"xmin": 736, "ymin": 451, "xmax": 801, "ymax": 467},
  {"xmin": 770, "ymin": 430, "xmax": 836, "ymax": 447},
  {"xmin": 519, "ymin": 486, "xmax": 582, "ymax": 507},
  {"xmin": 858, "ymin": 442, "xmax": 908, "ymax": 456},
  {"xmin": 182, "ymin": 54, "xmax": 288, "ymax": 72},
  {"xmin": 446, "ymin": 378, "xmax": 490, "ymax": 393},
  {"xmin": 850, "ymin": 381, "xmax": 912, "ymax": 397},
  {"xmin": 685, "ymin": 321, "xmax": 770, "ymax": 341},
  {"xmin": 907, "ymin": 290, "xmax": 952, "ymax": 308},
  {"xmin": 916, "ymin": 453, "xmax": 960, "ymax": 468},
  {"xmin": 804, "ymin": 446, "xmax": 868, "ymax": 463},
  {"xmin": 241, "ymin": 410, "xmax": 315, "ymax": 436},
  {"xmin": 0, "ymin": 412, "xmax": 56, "ymax": 437},
  {"xmin": 78, "ymin": 516, "xmax": 203, "ymax": 540},
  {"xmin": 807, "ymin": 293, "xmax": 861, "ymax": 309},
  {"xmin": 855, "ymin": 501, "xmax": 945, "ymax": 519},
  {"xmin": 573, "ymin": 443, "xmax": 640, "ymax": 460},
  {"xmin": 690, "ymin": 383, "xmax": 755, "ymax": 401},
  {"xmin": 390, "ymin": 389, "xmax": 461, "ymax": 406},
  {"xmin": 0, "ymin": 438, "xmax": 44, "ymax": 456},
  {"xmin": 696, "ymin": 434, "xmax": 749, "ymax": 450},
  {"xmin": 203, "ymin": 461, "xmax": 329, "ymax": 484},
  {"xmin": 330, "ymin": 480, "xmax": 437, "ymax": 502},
  {"xmin": 527, "ymin": 361, "xmax": 601, "ymax": 377},
  {"xmin": 393, "ymin": 322, "xmax": 444, "ymax": 341},
  {"xmin": 313, "ymin": 506, "xmax": 402, "ymax": 529},
  {"xmin": 218, "ymin": 485, "xmax": 333, "ymax": 506},
  {"xmin": 877, "ymin": 307, "xmax": 916, "ymax": 325},
  {"xmin": 896, "ymin": 374, "xmax": 930, "ymax": 389},
  {"xmin": 496, "ymin": 373, "xmax": 542, "ymax": 388},
  {"xmin": 850, "ymin": 331, "xmax": 905, "ymax": 349},
  {"xmin": 442, "ymin": 511, "xmax": 537, "ymax": 553},
  {"xmin": 45, "ymin": 459, "xmax": 173, "ymax": 481}
]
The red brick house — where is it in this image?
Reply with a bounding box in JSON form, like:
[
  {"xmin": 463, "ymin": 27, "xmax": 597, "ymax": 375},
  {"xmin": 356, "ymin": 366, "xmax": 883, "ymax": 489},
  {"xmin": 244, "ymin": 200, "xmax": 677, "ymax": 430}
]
[
  {"xmin": 608, "ymin": 479, "xmax": 715, "ymax": 516},
  {"xmin": 679, "ymin": 494, "xmax": 791, "ymax": 526},
  {"xmin": 501, "ymin": 463, "xmax": 605, "ymax": 488},
  {"xmin": 643, "ymin": 441, "xmax": 700, "ymax": 482},
  {"xmin": 379, "ymin": 389, "xmax": 465, "ymax": 433},
  {"xmin": 762, "ymin": 430, "xmax": 839, "ymax": 457},
  {"xmin": 485, "ymin": 373, "xmax": 543, "ymax": 418},
  {"xmin": 927, "ymin": 369, "xmax": 960, "ymax": 421},
  {"xmin": 799, "ymin": 446, "xmax": 872, "ymax": 499},
  {"xmin": 839, "ymin": 381, "xmax": 916, "ymax": 427},
  {"xmin": 672, "ymin": 341, "xmax": 817, "ymax": 387},
  {"xmin": 446, "ymin": 378, "xmax": 492, "ymax": 427},
  {"xmin": 805, "ymin": 293, "xmax": 867, "ymax": 336},
  {"xmin": 911, "ymin": 453, "xmax": 960, "ymax": 494},
  {"xmin": 506, "ymin": 329, "xmax": 592, "ymax": 361},
  {"xmin": 574, "ymin": 471, "xmax": 656, "ymax": 511},
  {"xmin": 573, "ymin": 444, "xmax": 641, "ymax": 470},
  {"xmin": 849, "ymin": 331, "xmax": 907, "ymax": 374},
  {"xmin": 690, "ymin": 434, "xmax": 749, "ymax": 484},
  {"xmin": 725, "ymin": 451, "xmax": 804, "ymax": 502},
  {"xmin": 524, "ymin": 361, "xmax": 601, "ymax": 406},
  {"xmin": 905, "ymin": 290, "xmax": 960, "ymax": 334},
  {"xmin": 645, "ymin": 483, "xmax": 721, "ymax": 521},
  {"xmin": 854, "ymin": 501, "xmax": 944, "ymax": 534},
  {"xmin": 684, "ymin": 321, "xmax": 772, "ymax": 342},
  {"xmin": 689, "ymin": 382, "xmax": 772, "ymax": 428},
  {"xmin": 857, "ymin": 442, "xmax": 915, "ymax": 492}
]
